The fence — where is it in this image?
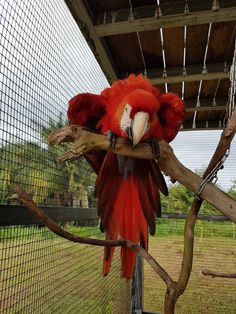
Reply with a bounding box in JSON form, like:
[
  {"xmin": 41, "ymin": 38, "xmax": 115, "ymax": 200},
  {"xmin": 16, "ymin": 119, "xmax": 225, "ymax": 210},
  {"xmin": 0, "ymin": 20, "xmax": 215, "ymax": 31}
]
[
  {"xmin": 143, "ymin": 216, "xmax": 236, "ymax": 314},
  {"xmin": 0, "ymin": 0, "xmax": 129, "ymax": 312},
  {"xmin": 0, "ymin": 206, "xmax": 131, "ymax": 314},
  {"xmin": 1, "ymin": 0, "xmax": 236, "ymax": 313},
  {"xmin": 0, "ymin": 0, "xmax": 108, "ymax": 208},
  {"xmin": 1, "ymin": 210, "xmax": 235, "ymax": 314}
]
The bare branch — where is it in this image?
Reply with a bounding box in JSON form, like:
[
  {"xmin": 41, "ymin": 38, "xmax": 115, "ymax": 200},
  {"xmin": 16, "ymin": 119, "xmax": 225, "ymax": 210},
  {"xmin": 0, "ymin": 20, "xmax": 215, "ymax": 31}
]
[
  {"xmin": 47, "ymin": 106, "xmax": 236, "ymax": 314},
  {"xmin": 9, "ymin": 186, "xmax": 126, "ymax": 247},
  {"xmin": 174, "ymin": 107, "xmax": 236, "ymax": 299},
  {"xmin": 137, "ymin": 246, "xmax": 176, "ymax": 289},
  {"xmin": 49, "ymin": 125, "xmax": 236, "ymax": 223},
  {"xmin": 10, "ymin": 185, "xmax": 175, "ymax": 288},
  {"xmin": 202, "ymin": 270, "xmax": 236, "ymax": 278}
]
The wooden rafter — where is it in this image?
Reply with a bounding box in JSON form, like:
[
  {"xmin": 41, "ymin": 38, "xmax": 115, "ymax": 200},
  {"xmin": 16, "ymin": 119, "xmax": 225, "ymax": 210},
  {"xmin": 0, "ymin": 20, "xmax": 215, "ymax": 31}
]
[
  {"xmin": 182, "ymin": 121, "xmax": 223, "ymax": 131},
  {"xmin": 185, "ymin": 105, "xmax": 225, "ymax": 113},
  {"xmin": 65, "ymin": 0, "xmax": 117, "ymax": 83},
  {"xmin": 151, "ymin": 71, "xmax": 229, "ymax": 85},
  {"xmin": 120, "ymin": 63, "xmax": 229, "ymax": 84},
  {"xmin": 95, "ymin": 7, "xmax": 236, "ymax": 37},
  {"xmin": 184, "ymin": 97, "xmax": 227, "ymax": 110}
]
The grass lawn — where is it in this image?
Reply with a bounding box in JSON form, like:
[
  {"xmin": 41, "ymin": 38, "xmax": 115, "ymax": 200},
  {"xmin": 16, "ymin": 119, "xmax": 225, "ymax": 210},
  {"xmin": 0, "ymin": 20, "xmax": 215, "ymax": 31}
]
[
  {"xmin": 143, "ymin": 220, "xmax": 236, "ymax": 313},
  {"xmin": 0, "ymin": 225, "xmax": 130, "ymax": 314},
  {"xmin": 0, "ymin": 220, "xmax": 235, "ymax": 313}
]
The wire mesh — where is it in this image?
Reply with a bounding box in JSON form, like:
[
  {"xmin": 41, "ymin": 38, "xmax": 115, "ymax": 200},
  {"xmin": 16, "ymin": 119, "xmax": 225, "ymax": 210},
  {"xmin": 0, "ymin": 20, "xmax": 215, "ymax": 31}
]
[
  {"xmin": 0, "ymin": 0, "xmax": 108, "ymax": 207},
  {"xmin": 0, "ymin": 0, "xmax": 131, "ymax": 313},
  {"xmin": 0, "ymin": 223, "xmax": 131, "ymax": 314},
  {"xmin": 143, "ymin": 218, "xmax": 236, "ymax": 314}
]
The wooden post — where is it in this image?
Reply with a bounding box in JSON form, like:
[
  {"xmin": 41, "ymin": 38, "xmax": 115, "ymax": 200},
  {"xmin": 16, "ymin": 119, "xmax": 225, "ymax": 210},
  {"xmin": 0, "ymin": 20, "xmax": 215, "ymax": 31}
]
[{"xmin": 131, "ymin": 253, "xmax": 143, "ymax": 314}]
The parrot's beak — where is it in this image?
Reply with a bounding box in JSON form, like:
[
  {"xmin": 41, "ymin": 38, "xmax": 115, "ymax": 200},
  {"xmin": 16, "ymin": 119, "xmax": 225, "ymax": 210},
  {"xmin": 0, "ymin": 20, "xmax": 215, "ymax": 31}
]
[{"xmin": 132, "ymin": 112, "xmax": 149, "ymax": 147}]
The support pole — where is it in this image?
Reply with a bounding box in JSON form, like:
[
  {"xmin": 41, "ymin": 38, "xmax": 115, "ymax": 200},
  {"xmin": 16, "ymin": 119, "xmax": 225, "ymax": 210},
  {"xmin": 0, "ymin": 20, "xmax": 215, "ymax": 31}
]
[{"xmin": 132, "ymin": 253, "xmax": 143, "ymax": 314}]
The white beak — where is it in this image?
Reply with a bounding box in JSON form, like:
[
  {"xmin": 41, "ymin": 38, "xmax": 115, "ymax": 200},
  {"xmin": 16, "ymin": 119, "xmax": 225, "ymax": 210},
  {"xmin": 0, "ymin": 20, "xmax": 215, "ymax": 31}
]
[{"xmin": 132, "ymin": 111, "xmax": 149, "ymax": 146}]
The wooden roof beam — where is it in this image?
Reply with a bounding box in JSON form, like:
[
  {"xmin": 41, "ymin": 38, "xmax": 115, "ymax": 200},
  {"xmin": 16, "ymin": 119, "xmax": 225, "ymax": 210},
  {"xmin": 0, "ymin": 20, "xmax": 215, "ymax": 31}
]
[
  {"xmin": 120, "ymin": 63, "xmax": 229, "ymax": 84},
  {"xmin": 95, "ymin": 7, "xmax": 236, "ymax": 37},
  {"xmin": 185, "ymin": 97, "xmax": 227, "ymax": 113},
  {"xmin": 151, "ymin": 71, "xmax": 229, "ymax": 84},
  {"xmin": 182, "ymin": 120, "xmax": 223, "ymax": 130},
  {"xmin": 149, "ymin": 62, "xmax": 229, "ymax": 84},
  {"xmin": 65, "ymin": 0, "xmax": 117, "ymax": 83},
  {"xmin": 181, "ymin": 126, "xmax": 222, "ymax": 131}
]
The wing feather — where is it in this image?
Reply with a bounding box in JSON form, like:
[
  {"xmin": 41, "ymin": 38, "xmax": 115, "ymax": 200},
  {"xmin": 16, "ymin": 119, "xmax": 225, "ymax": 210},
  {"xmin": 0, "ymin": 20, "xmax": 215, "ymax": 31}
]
[{"xmin": 158, "ymin": 93, "xmax": 185, "ymax": 142}]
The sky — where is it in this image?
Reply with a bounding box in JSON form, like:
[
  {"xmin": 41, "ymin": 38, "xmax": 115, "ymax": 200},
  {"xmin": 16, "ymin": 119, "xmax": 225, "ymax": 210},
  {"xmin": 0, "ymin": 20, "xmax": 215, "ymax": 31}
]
[
  {"xmin": 171, "ymin": 130, "xmax": 236, "ymax": 191},
  {"xmin": 0, "ymin": 0, "xmax": 235, "ymax": 192}
]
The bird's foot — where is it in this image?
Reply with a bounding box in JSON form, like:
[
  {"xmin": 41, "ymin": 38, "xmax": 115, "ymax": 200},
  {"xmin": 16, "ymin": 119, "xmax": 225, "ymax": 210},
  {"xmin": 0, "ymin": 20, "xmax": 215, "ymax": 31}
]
[
  {"xmin": 148, "ymin": 137, "xmax": 160, "ymax": 160},
  {"xmin": 106, "ymin": 130, "xmax": 117, "ymax": 148}
]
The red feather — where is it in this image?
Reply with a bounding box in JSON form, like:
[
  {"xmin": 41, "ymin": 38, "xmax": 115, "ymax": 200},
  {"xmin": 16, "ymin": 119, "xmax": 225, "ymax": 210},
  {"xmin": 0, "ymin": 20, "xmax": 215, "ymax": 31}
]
[{"xmin": 67, "ymin": 74, "xmax": 185, "ymax": 279}]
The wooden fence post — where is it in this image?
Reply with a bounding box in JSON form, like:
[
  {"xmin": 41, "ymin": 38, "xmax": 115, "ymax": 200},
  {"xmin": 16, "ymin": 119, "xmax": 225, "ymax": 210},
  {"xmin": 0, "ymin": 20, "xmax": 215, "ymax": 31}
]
[{"xmin": 131, "ymin": 253, "xmax": 143, "ymax": 314}]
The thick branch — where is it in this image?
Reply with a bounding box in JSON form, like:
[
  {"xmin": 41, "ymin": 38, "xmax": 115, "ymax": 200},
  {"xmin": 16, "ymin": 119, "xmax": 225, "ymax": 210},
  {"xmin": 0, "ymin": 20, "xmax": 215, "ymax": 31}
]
[
  {"xmin": 48, "ymin": 109, "xmax": 236, "ymax": 314},
  {"xmin": 9, "ymin": 186, "xmax": 125, "ymax": 247},
  {"xmin": 49, "ymin": 126, "xmax": 236, "ymax": 222},
  {"xmin": 174, "ymin": 199, "xmax": 200, "ymax": 299},
  {"xmin": 10, "ymin": 185, "xmax": 174, "ymax": 288},
  {"xmin": 174, "ymin": 109, "xmax": 236, "ymax": 299},
  {"xmin": 202, "ymin": 270, "xmax": 236, "ymax": 278}
]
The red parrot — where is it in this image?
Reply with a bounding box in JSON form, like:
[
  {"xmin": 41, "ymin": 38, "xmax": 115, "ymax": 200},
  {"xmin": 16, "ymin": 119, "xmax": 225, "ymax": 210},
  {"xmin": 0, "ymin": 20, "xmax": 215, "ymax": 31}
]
[{"xmin": 67, "ymin": 74, "xmax": 185, "ymax": 279}]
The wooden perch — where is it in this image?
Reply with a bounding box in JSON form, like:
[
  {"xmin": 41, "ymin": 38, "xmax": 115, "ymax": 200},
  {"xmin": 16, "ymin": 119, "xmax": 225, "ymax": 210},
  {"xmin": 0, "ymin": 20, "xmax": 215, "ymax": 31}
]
[
  {"xmin": 9, "ymin": 185, "xmax": 175, "ymax": 289},
  {"xmin": 49, "ymin": 125, "xmax": 236, "ymax": 223},
  {"xmin": 47, "ymin": 107, "xmax": 236, "ymax": 314},
  {"xmin": 202, "ymin": 270, "xmax": 236, "ymax": 278}
]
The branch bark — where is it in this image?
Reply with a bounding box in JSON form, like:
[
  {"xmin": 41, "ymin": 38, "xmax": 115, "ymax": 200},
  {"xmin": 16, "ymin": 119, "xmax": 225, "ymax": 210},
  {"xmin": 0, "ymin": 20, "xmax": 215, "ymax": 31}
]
[
  {"xmin": 202, "ymin": 270, "xmax": 236, "ymax": 278},
  {"xmin": 9, "ymin": 185, "xmax": 175, "ymax": 288},
  {"xmin": 33, "ymin": 106, "xmax": 236, "ymax": 314},
  {"xmin": 49, "ymin": 125, "xmax": 236, "ymax": 223},
  {"xmin": 165, "ymin": 107, "xmax": 236, "ymax": 312}
]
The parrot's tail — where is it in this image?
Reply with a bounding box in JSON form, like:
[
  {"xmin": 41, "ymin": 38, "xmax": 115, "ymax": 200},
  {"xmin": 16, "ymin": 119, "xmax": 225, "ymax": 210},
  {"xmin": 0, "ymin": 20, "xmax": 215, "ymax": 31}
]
[
  {"xmin": 96, "ymin": 153, "xmax": 163, "ymax": 279},
  {"xmin": 102, "ymin": 175, "xmax": 148, "ymax": 279}
]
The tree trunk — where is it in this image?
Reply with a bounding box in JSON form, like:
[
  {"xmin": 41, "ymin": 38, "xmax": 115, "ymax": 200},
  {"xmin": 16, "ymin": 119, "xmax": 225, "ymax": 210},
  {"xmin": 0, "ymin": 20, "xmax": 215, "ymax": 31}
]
[{"xmin": 164, "ymin": 288, "xmax": 176, "ymax": 314}]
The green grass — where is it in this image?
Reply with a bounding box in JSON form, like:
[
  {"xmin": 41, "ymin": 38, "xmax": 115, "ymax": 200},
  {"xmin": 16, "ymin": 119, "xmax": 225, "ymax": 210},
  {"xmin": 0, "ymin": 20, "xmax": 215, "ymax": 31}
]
[
  {"xmin": 0, "ymin": 225, "xmax": 130, "ymax": 314},
  {"xmin": 144, "ymin": 221, "xmax": 236, "ymax": 314},
  {"xmin": 0, "ymin": 220, "xmax": 235, "ymax": 313},
  {"xmin": 155, "ymin": 219, "xmax": 236, "ymax": 238}
]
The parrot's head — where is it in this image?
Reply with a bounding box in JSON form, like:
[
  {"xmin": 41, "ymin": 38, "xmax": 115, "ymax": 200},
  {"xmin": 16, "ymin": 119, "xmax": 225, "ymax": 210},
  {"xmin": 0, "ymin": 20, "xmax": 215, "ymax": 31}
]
[{"xmin": 118, "ymin": 89, "xmax": 160, "ymax": 146}]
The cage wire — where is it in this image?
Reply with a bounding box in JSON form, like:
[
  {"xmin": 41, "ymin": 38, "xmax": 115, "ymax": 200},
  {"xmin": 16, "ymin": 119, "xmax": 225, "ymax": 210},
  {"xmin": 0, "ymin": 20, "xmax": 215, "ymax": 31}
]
[
  {"xmin": 0, "ymin": 0, "xmax": 109, "ymax": 207},
  {"xmin": 1, "ymin": 0, "xmax": 236, "ymax": 313},
  {"xmin": 0, "ymin": 0, "xmax": 131, "ymax": 313},
  {"xmin": 143, "ymin": 217, "xmax": 236, "ymax": 314},
  {"xmin": 0, "ymin": 224, "xmax": 131, "ymax": 314}
]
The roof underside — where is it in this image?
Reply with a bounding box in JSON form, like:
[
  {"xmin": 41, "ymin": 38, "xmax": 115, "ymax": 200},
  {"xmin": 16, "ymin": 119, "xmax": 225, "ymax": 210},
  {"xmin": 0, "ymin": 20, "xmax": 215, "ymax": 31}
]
[{"xmin": 65, "ymin": 0, "xmax": 236, "ymax": 131}]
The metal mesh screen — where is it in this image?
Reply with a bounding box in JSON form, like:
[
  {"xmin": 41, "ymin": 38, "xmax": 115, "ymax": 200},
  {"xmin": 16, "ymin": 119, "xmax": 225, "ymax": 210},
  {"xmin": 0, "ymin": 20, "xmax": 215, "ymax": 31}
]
[
  {"xmin": 143, "ymin": 218, "xmax": 236, "ymax": 314},
  {"xmin": 0, "ymin": 223, "xmax": 131, "ymax": 313},
  {"xmin": 0, "ymin": 0, "xmax": 108, "ymax": 207},
  {"xmin": 0, "ymin": 1, "xmax": 131, "ymax": 313}
]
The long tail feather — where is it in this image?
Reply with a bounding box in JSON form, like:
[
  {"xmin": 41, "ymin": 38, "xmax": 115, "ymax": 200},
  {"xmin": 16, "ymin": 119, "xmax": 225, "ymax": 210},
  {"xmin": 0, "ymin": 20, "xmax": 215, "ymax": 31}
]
[{"xmin": 97, "ymin": 155, "xmax": 167, "ymax": 279}]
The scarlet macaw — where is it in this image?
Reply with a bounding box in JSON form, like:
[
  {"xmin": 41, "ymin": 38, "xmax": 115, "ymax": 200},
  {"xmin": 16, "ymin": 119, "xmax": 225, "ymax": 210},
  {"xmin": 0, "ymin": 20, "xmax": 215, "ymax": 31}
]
[{"xmin": 67, "ymin": 74, "xmax": 185, "ymax": 279}]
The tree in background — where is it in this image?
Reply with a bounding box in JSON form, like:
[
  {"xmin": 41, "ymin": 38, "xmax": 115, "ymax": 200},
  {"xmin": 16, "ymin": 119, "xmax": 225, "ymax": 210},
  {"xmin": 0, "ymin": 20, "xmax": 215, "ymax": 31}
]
[
  {"xmin": 160, "ymin": 166, "xmax": 233, "ymax": 215},
  {"xmin": 0, "ymin": 115, "xmax": 96, "ymax": 207}
]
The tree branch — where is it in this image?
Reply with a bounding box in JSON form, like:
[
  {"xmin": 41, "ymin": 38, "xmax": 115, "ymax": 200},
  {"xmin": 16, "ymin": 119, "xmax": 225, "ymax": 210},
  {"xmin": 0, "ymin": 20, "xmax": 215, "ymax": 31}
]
[
  {"xmin": 46, "ymin": 106, "xmax": 236, "ymax": 314},
  {"xmin": 176, "ymin": 107, "xmax": 236, "ymax": 293},
  {"xmin": 202, "ymin": 270, "xmax": 236, "ymax": 278},
  {"xmin": 49, "ymin": 125, "xmax": 236, "ymax": 223},
  {"xmin": 9, "ymin": 185, "xmax": 175, "ymax": 288}
]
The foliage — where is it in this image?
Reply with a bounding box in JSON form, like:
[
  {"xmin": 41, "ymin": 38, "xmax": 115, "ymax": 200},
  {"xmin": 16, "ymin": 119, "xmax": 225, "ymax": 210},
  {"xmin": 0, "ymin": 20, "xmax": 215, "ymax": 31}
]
[
  {"xmin": 0, "ymin": 115, "xmax": 96, "ymax": 207},
  {"xmin": 161, "ymin": 169, "xmax": 236, "ymax": 215},
  {"xmin": 1, "ymin": 115, "xmax": 235, "ymax": 211}
]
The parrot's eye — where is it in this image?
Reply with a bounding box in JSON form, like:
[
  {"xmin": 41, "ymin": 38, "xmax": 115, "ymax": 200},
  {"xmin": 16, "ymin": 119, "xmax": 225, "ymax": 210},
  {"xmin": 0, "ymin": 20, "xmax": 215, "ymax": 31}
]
[
  {"xmin": 120, "ymin": 104, "xmax": 132, "ymax": 136},
  {"xmin": 124, "ymin": 104, "xmax": 130, "ymax": 112}
]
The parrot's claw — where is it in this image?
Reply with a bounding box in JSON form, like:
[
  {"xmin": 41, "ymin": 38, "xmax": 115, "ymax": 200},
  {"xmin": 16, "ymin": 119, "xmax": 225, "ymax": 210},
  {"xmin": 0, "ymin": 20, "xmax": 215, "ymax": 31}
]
[
  {"xmin": 149, "ymin": 138, "xmax": 160, "ymax": 160},
  {"xmin": 106, "ymin": 130, "xmax": 117, "ymax": 148}
]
